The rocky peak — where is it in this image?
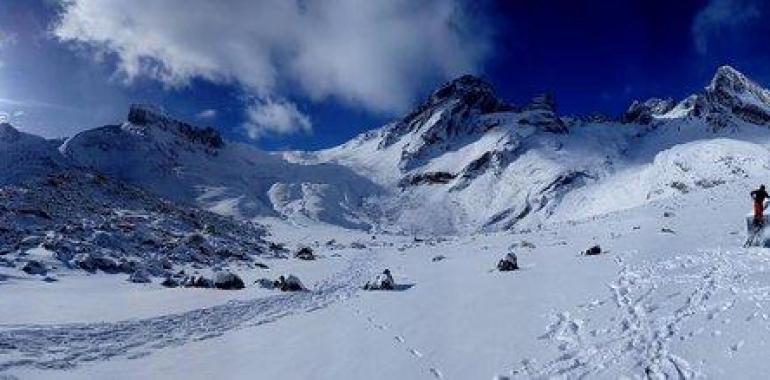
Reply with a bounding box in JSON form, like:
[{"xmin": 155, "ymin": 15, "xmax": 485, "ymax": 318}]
[
  {"xmin": 701, "ymin": 66, "xmax": 770, "ymax": 126},
  {"xmin": 705, "ymin": 66, "xmax": 770, "ymax": 107},
  {"xmin": 126, "ymin": 104, "xmax": 224, "ymax": 149},
  {"xmin": 425, "ymin": 75, "xmax": 508, "ymax": 113},
  {"xmin": 127, "ymin": 104, "xmax": 171, "ymax": 125},
  {"xmin": 621, "ymin": 98, "xmax": 675, "ymax": 124},
  {"xmin": 519, "ymin": 93, "xmax": 567, "ymax": 133},
  {"xmin": 524, "ymin": 93, "xmax": 556, "ymax": 112},
  {"xmin": 379, "ymin": 75, "xmax": 512, "ymax": 150}
]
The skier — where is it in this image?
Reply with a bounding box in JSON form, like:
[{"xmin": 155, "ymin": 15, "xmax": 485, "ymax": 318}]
[{"xmin": 751, "ymin": 185, "xmax": 769, "ymax": 226}]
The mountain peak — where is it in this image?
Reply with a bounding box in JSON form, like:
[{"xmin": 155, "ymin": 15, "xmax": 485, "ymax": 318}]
[
  {"xmin": 126, "ymin": 104, "xmax": 224, "ymax": 149},
  {"xmin": 702, "ymin": 65, "xmax": 770, "ymax": 125},
  {"xmin": 707, "ymin": 65, "xmax": 752, "ymax": 93},
  {"xmin": 127, "ymin": 104, "xmax": 171, "ymax": 125},
  {"xmin": 424, "ymin": 74, "xmax": 510, "ymax": 113},
  {"xmin": 621, "ymin": 97, "xmax": 675, "ymax": 124}
]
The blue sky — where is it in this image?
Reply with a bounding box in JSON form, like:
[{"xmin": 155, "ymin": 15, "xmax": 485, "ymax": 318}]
[{"xmin": 0, "ymin": 0, "xmax": 769, "ymax": 150}]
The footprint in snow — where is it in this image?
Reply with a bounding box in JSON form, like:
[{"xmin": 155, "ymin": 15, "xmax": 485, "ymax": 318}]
[
  {"xmin": 394, "ymin": 335, "xmax": 405, "ymax": 343},
  {"xmin": 408, "ymin": 348, "xmax": 423, "ymax": 358},
  {"xmin": 429, "ymin": 367, "xmax": 443, "ymax": 378}
]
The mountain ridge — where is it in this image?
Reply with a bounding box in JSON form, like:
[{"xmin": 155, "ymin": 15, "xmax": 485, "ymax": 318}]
[{"xmin": 4, "ymin": 65, "xmax": 770, "ymax": 234}]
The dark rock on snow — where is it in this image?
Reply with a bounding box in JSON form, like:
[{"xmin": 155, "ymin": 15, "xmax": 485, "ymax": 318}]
[
  {"xmin": 213, "ymin": 271, "xmax": 245, "ymax": 290},
  {"xmin": 497, "ymin": 253, "xmax": 519, "ymax": 271},
  {"xmin": 295, "ymin": 247, "xmax": 316, "ymax": 261},
  {"xmin": 274, "ymin": 275, "xmax": 306, "ymax": 291},
  {"xmin": 161, "ymin": 276, "xmax": 179, "ymax": 288},
  {"xmin": 364, "ymin": 269, "xmax": 396, "ymax": 290},
  {"xmin": 128, "ymin": 269, "xmax": 152, "ymax": 283},
  {"xmin": 22, "ymin": 260, "xmax": 47, "ymax": 275},
  {"xmin": 584, "ymin": 245, "xmax": 602, "ymax": 256}
]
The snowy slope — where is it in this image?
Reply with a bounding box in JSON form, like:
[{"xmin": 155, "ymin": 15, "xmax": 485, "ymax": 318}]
[
  {"xmin": 5, "ymin": 171, "xmax": 770, "ymax": 379},
  {"xmin": 60, "ymin": 105, "xmax": 382, "ymax": 229},
  {"xmin": 305, "ymin": 66, "xmax": 770, "ymax": 234}
]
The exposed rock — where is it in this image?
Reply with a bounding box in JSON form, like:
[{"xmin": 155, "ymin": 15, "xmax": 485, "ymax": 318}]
[
  {"xmin": 75, "ymin": 253, "xmax": 121, "ymax": 273},
  {"xmin": 364, "ymin": 269, "xmax": 396, "ymax": 290},
  {"xmin": 274, "ymin": 275, "xmax": 306, "ymax": 292},
  {"xmin": 521, "ymin": 94, "xmax": 568, "ymax": 133},
  {"xmin": 161, "ymin": 276, "xmax": 179, "ymax": 288},
  {"xmin": 128, "ymin": 104, "xmax": 224, "ymax": 149},
  {"xmin": 584, "ymin": 245, "xmax": 602, "ymax": 256},
  {"xmin": 295, "ymin": 247, "xmax": 316, "ymax": 261},
  {"xmin": 255, "ymin": 278, "xmax": 275, "ymax": 289},
  {"xmin": 128, "ymin": 269, "xmax": 152, "ymax": 283},
  {"xmin": 183, "ymin": 275, "xmax": 214, "ymax": 288},
  {"xmin": 497, "ymin": 252, "xmax": 519, "ymax": 271},
  {"xmin": 22, "ymin": 260, "xmax": 47, "ymax": 275},
  {"xmin": 621, "ymin": 98, "xmax": 675, "ymax": 124},
  {"xmin": 431, "ymin": 255, "xmax": 446, "ymax": 262},
  {"xmin": 213, "ymin": 271, "xmax": 245, "ymax": 290},
  {"xmin": 399, "ymin": 171, "xmax": 456, "ymax": 187}
]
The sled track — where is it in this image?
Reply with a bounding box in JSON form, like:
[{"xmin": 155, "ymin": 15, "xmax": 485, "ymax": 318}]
[
  {"xmin": 0, "ymin": 251, "xmax": 378, "ymax": 373},
  {"xmin": 506, "ymin": 246, "xmax": 770, "ymax": 379}
]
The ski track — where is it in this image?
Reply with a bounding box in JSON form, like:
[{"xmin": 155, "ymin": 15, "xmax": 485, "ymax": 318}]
[
  {"xmin": 0, "ymin": 251, "xmax": 378, "ymax": 374},
  {"xmin": 504, "ymin": 246, "xmax": 770, "ymax": 379}
]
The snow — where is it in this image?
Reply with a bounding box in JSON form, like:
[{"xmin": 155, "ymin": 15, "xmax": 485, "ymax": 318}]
[
  {"xmin": 5, "ymin": 178, "xmax": 769, "ymax": 379},
  {"xmin": 6, "ymin": 68, "xmax": 770, "ymax": 378}
]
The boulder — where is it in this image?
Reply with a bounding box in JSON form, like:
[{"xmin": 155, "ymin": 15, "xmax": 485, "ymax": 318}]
[
  {"xmin": 431, "ymin": 255, "xmax": 446, "ymax": 262},
  {"xmin": 128, "ymin": 269, "xmax": 152, "ymax": 283},
  {"xmin": 213, "ymin": 271, "xmax": 245, "ymax": 290},
  {"xmin": 364, "ymin": 269, "xmax": 396, "ymax": 290},
  {"xmin": 584, "ymin": 245, "xmax": 602, "ymax": 255},
  {"xmin": 22, "ymin": 260, "xmax": 47, "ymax": 275},
  {"xmin": 275, "ymin": 275, "xmax": 306, "ymax": 291},
  {"xmin": 255, "ymin": 278, "xmax": 275, "ymax": 289},
  {"xmin": 75, "ymin": 253, "xmax": 121, "ymax": 273},
  {"xmin": 161, "ymin": 276, "xmax": 179, "ymax": 288},
  {"xmin": 497, "ymin": 253, "xmax": 519, "ymax": 271},
  {"xmin": 183, "ymin": 275, "xmax": 214, "ymax": 288},
  {"xmin": 295, "ymin": 247, "xmax": 316, "ymax": 261}
]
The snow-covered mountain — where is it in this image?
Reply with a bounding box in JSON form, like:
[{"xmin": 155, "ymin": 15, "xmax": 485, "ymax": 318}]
[
  {"xmin": 3, "ymin": 66, "xmax": 770, "ymax": 236},
  {"xmin": 60, "ymin": 104, "xmax": 382, "ymax": 229},
  {"xmin": 305, "ymin": 65, "xmax": 770, "ymax": 233}
]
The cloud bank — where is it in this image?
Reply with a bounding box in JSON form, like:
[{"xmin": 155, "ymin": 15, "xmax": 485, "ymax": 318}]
[{"xmin": 53, "ymin": 0, "xmax": 490, "ymax": 138}]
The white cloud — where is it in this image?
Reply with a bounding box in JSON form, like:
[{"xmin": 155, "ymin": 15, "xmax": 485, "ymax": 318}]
[
  {"xmin": 53, "ymin": 0, "xmax": 490, "ymax": 138},
  {"xmin": 692, "ymin": 0, "xmax": 761, "ymax": 54},
  {"xmin": 243, "ymin": 98, "xmax": 312, "ymax": 139},
  {"xmin": 196, "ymin": 109, "xmax": 217, "ymax": 119}
]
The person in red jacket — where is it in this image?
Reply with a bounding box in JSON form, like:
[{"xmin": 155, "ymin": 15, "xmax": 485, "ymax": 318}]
[{"xmin": 751, "ymin": 185, "xmax": 769, "ymax": 226}]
